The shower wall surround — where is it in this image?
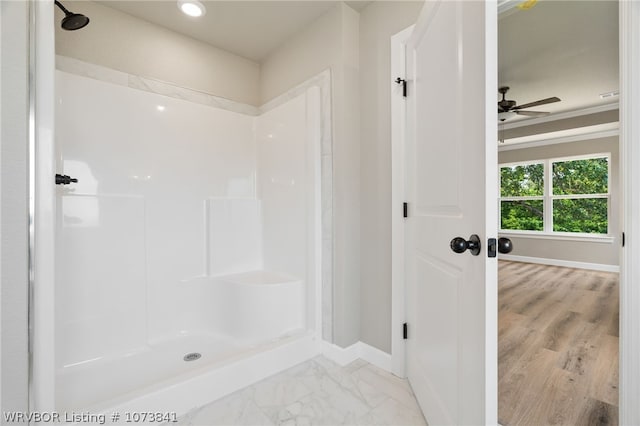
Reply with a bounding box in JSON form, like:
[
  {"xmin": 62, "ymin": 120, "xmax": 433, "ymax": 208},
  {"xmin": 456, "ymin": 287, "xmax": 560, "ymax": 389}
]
[
  {"xmin": 54, "ymin": 56, "xmax": 331, "ymax": 411},
  {"xmin": 56, "ymin": 70, "xmax": 257, "ymax": 359},
  {"xmin": 56, "ymin": 56, "xmax": 261, "ymax": 115},
  {"xmin": 57, "ymin": 53, "xmax": 337, "ymax": 343}
]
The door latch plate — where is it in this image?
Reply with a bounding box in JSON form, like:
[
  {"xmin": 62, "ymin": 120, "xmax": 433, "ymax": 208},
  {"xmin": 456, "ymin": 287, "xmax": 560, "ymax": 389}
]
[{"xmin": 487, "ymin": 238, "xmax": 497, "ymax": 258}]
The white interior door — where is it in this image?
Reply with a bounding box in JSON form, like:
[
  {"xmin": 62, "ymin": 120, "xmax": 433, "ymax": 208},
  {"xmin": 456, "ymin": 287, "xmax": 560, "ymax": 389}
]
[{"xmin": 404, "ymin": 1, "xmax": 497, "ymax": 425}]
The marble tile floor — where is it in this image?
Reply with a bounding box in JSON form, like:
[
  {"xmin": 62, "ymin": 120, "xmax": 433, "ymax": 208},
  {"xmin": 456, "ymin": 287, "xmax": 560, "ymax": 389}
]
[{"xmin": 173, "ymin": 356, "xmax": 428, "ymax": 426}]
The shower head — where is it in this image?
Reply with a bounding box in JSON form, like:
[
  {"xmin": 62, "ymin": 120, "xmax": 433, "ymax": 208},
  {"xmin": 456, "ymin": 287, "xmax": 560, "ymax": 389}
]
[{"xmin": 55, "ymin": 0, "xmax": 90, "ymax": 31}]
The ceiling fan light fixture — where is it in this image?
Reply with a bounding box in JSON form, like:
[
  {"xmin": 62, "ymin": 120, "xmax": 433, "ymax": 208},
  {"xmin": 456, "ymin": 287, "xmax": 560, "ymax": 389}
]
[
  {"xmin": 499, "ymin": 111, "xmax": 518, "ymax": 122},
  {"xmin": 178, "ymin": 0, "xmax": 206, "ymax": 17},
  {"xmin": 497, "ymin": 86, "xmax": 561, "ymax": 122},
  {"xmin": 517, "ymin": 0, "xmax": 538, "ymax": 10},
  {"xmin": 599, "ymin": 90, "xmax": 619, "ymax": 99}
]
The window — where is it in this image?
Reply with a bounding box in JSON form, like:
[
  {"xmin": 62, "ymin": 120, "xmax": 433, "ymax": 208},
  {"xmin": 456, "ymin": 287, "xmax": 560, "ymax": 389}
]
[{"xmin": 500, "ymin": 154, "xmax": 610, "ymax": 235}]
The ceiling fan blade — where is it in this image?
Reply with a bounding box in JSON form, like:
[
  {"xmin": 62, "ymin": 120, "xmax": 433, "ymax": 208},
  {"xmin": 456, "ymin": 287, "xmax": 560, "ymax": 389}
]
[
  {"xmin": 513, "ymin": 96, "xmax": 561, "ymax": 110},
  {"xmin": 516, "ymin": 110, "xmax": 550, "ymax": 117}
]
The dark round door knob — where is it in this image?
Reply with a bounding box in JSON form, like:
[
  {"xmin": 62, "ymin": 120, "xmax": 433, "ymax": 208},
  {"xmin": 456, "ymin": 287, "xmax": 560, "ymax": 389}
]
[
  {"xmin": 450, "ymin": 234, "xmax": 481, "ymax": 256},
  {"xmin": 498, "ymin": 237, "xmax": 513, "ymax": 254},
  {"xmin": 450, "ymin": 237, "xmax": 468, "ymax": 253}
]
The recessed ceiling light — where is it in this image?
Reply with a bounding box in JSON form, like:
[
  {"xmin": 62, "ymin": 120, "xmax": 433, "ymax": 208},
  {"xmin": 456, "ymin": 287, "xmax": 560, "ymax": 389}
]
[{"xmin": 178, "ymin": 0, "xmax": 206, "ymax": 17}]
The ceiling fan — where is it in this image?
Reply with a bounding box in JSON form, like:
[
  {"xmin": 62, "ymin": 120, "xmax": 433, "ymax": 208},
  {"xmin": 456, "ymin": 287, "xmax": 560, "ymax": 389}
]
[{"xmin": 498, "ymin": 86, "xmax": 561, "ymax": 121}]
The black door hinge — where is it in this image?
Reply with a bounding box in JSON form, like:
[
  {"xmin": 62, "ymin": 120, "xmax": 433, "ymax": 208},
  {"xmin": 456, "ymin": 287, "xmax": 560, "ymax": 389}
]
[
  {"xmin": 622, "ymin": 232, "xmax": 626, "ymax": 247},
  {"xmin": 403, "ymin": 322, "xmax": 408, "ymax": 339},
  {"xmin": 403, "ymin": 202, "xmax": 408, "ymax": 218},
  {"xmin": 395, "ymin": 78, "xmax": 407, "ymax": 97}
]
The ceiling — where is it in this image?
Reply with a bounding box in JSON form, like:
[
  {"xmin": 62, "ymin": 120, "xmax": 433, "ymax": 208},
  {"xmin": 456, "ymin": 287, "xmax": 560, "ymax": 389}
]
[
  {"xmin": 97, "ymin": 1, "xmax": 371, "ymax": 62},
  {"xmin": 96, "ymin": 0, "xmax": 618, "ymax": 120},
  {"xmin": 499, "ymin": 0, "xmax": 619, "ymax": 120}
]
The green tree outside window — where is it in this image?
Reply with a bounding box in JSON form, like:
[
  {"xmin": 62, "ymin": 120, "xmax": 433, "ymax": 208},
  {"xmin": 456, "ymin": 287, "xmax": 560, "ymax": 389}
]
[{"xmin": 500, "ymin": 156, "xmax": 609, "ymax": 234}]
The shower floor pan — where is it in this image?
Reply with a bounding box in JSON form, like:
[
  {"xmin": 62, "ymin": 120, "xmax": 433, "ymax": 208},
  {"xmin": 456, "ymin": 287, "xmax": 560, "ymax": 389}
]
[
  {"xmin": 56, "ymin": 270, "xmax": 308, "ymax": 412},
  {"xmin": 56, "ymin": 330, "xmax": 308, "ymax": 412}
]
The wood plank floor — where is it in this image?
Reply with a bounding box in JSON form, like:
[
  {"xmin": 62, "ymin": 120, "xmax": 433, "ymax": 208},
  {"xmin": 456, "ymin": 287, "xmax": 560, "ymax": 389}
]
[{"xmin": 498, "ymin": 261, "xmax": 619, "ymax": 426}]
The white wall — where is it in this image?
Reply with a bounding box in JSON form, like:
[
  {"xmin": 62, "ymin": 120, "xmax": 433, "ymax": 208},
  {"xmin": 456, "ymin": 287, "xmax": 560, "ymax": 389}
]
[
  {"xmin": 358, "ymin": 1, "xmax": 424, "ymax": 353},
  {"xmin": 260, "ymin": 3, "xmax": 361, "ymax": 347},
  {"xmin": 259, "ymin": 4, "xmax": 346, "ymax": 104},
  {"xmin": 498, "ymin": 137, "xmax": 620, "ymax": 266},
  {"xmin": 0, "ymin": 0, "xmax": 30, "ymax": 418},
  {"xmin": 55, "ymin": 1, "xmax": 260, "ymax": 106}
]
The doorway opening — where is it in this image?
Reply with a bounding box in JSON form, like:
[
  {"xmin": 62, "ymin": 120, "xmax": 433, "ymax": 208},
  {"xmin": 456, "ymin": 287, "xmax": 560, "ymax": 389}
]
[
  {"xmin": 497, "ymin": 1, "xmax": 620, "ymax": 424},
  {"xmin": 389, "ymin": 0, "xmax": 633, "ymax": 424}
]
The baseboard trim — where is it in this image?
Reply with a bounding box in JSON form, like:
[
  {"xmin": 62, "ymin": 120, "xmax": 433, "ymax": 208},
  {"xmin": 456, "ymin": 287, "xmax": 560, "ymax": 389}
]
[
  {"xmin": 358, "ymin": 342, "xmax": 394, "ymax": 372},
  {"xmin": 321, "ymin": 341, "xmax": 394, "ymax": 373},
  {"xmin": 500, "ymin": 254, "xmax": 620, "ymax": 273},
  {"xmin": 321, "ymin": 341, "xmax": 361, "ymax": 366}
]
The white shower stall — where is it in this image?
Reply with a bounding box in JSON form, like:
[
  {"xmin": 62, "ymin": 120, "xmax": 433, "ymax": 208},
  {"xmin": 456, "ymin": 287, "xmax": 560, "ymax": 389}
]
[{"xmin": 45, "ymin": 58, "xmax": 327, "ymax": 413}]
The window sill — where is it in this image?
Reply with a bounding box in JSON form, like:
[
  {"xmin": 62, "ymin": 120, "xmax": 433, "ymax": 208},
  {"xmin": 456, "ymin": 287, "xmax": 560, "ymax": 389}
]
[{"xmin": 498, "ymin": 231, "xmax": 615, "ymax": 244}]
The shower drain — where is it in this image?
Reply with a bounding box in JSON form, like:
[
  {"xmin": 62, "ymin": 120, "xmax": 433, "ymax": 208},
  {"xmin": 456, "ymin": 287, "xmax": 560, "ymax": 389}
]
[{"xmin": 183, "ymin": 352, "xmax": 201, "ymax": 362}]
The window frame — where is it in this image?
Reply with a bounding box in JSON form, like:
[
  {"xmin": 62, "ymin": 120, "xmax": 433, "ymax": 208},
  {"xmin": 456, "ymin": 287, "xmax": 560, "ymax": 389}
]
[
  {"xmin": 499, "ymin": 153, "xmax": 611, "ymax": 237},
  {"xmin": 499, "ymin": 160, "xmax": 545, "ymax": 232}
]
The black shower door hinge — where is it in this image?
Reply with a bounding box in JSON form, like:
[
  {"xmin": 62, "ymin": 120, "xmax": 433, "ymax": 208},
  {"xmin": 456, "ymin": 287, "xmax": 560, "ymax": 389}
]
[
  {"xmin": 403, "ymin": 322, "xmax": 408, "ymax": 339},
  {"xmin": 395, "ymin": 78, "xmax": 407, "ymax": 97}
]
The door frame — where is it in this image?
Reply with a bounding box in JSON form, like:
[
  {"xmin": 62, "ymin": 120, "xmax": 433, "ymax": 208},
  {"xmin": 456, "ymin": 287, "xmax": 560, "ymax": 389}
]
[
  {"xmin": 618, "ymin": 1, "xmax": 640, "ymax": 423},
  {"xmin": 391, "ymin": 1, "xmax": 640, "ymax": 423},
  {"xmin": 29, "ymin": 0, "xmax": 57, "ymax": 411},
  {"xmin": 390, "ymin": 24, "xmax": 414, "ymax": 379}
]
